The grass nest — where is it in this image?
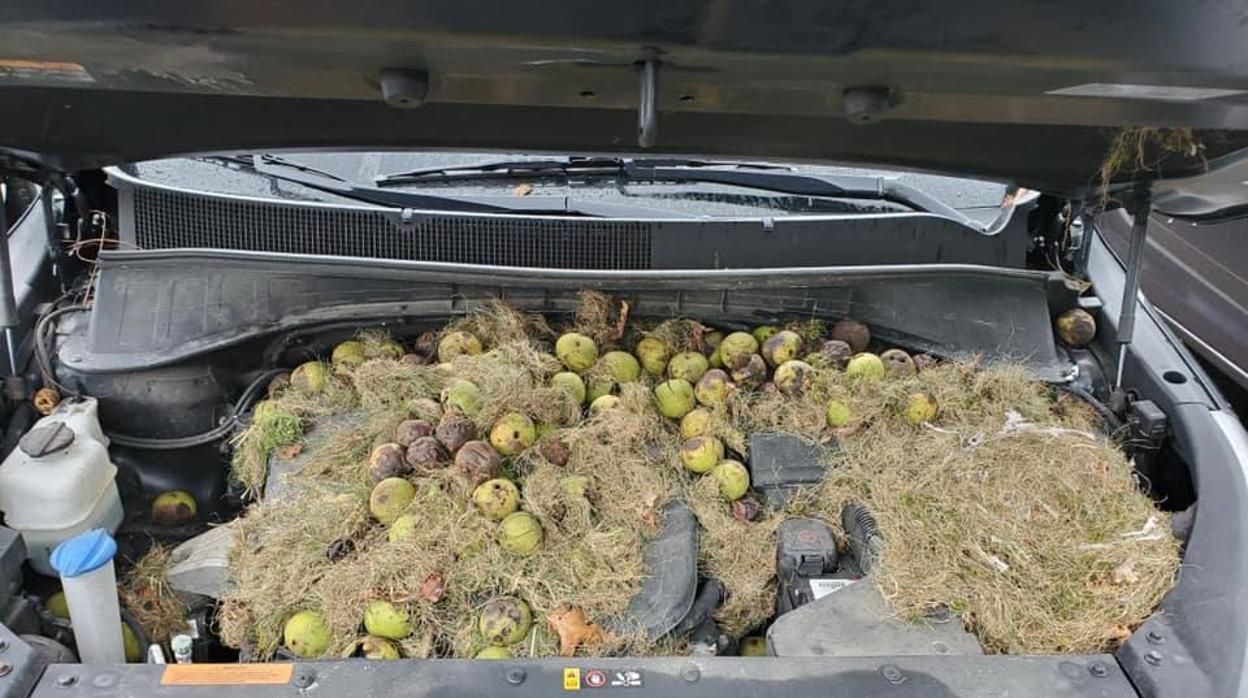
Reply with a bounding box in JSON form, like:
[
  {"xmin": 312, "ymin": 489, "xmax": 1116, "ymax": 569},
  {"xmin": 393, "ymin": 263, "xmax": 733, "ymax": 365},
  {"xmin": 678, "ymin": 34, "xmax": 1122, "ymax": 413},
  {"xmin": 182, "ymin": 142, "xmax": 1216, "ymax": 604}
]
[
  {"xmin": 708, "ymin": 361, "xmax": 1179, "ymax": 654},
  {"xmin": 221, "ymin": 295, "xmax": 1179, "ymax": 659},
  {"xmin": 119, "ymin": 545, "xmax": 189, "ymax": 648},
  {"xmin": 220, "ymin": 328, "xmax": 675, "ymax": 659}
]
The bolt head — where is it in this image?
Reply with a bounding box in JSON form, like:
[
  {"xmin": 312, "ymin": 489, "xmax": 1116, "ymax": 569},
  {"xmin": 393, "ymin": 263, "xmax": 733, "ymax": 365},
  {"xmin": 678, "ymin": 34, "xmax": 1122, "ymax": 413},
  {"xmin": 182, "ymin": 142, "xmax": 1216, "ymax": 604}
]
[
  {"xmin": 681, "ymin": 666, "xmax": 700, "ymax": 683},
  {"xmin": 1147, "ymin": 630, "xmax": 1165, "ymax": 645},
  {"xmin": 1089, "ymin": 662, "xmax": 1109, "ymax": 677},
  {"xmin": 505, "ymin": 669, "xmax": 526, "ymax": 685},
  {"xmin": 1145, "ymin": 650, "xmax": 1163, "ymax": 666}
]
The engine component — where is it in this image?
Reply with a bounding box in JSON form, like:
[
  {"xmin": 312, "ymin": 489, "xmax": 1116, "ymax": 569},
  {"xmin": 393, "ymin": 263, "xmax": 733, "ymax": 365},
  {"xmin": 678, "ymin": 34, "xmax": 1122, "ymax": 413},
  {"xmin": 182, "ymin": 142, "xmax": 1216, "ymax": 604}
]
[
  {"xmin": 0, "ymin": 398, "xmax": 122, "ymax": 575},
  {"xmin": 776, "ymin": 518, "xmax": 849, "ymax": 615},
  {"xmin": 670, "ymin": 579, "xmax": 724, "ymax": 638},
  {"xmin": 768, "ymin": 580, "xmax": 982, "ymax": 657},
  {"xmin": 841, "ymin": 503, "xmax": 883, "ymax": 576},
  {"xmin": 166, "ymin": 523, "xmax": 237, "ymax": 603},
  {"xmin": 748, "ymin": 433, "xmax": 829, "ymax": 506},
  {"xmin": 49, "ymin": 528, "xmax": 126, "ymax": 664},
  {"xmin": 20, "ymin": 634, "xmax": 75, "ymax": 664},
  {"xmin": 603, "ymin": 503, "xmax": 698, "ymax": 640}
]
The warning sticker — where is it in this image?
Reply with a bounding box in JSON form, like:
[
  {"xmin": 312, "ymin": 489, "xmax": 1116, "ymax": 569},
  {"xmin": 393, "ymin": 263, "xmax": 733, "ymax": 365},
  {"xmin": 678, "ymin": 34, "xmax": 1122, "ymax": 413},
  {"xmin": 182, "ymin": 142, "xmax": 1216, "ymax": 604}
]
[
  {"xmin": 610, "ymin": 670, "xmax": 644, "ymax": 688},
  {"xmin": 563, "ymin": 667, "xmax": 581, "ymax": 691},
  {"xmin": 584, "ymin": 669, "xmax": 608, "ymax": 688},
  {"xmin": 0, "ymin": 60, "xmax": 93, "ymax": 83},
  {"xmin": 160, "ymin": 663, "xmax": 294, "ymax": 686},
  {"xmin": 809, "ymin": 578, "xmax": 856, "ymax": 600}
]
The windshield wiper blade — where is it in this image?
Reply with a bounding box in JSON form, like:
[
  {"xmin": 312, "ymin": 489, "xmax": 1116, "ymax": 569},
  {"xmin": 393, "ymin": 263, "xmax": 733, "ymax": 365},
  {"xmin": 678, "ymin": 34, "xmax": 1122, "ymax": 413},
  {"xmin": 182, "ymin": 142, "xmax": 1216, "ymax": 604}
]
[
  {"xmin": 196, "ymin": 154, "xmax": 618, "ymax": 217},
  {"xmin": 374, "ymin": 156, "xmax": 1014, "ymax": 234},
  {"xmin": 374, "ymin": 157, "xmax": 791, "ymax": 186},
  {"xmin": 620, "ymin": 161, "xmax": 1013, "ymax": 234}
]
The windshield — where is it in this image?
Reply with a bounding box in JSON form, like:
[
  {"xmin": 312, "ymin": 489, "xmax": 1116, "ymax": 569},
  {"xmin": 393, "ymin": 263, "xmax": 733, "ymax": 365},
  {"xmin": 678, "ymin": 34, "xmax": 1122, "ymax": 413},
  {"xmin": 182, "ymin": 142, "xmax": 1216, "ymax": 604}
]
[{"xmin": 131, "ymin": 151, "xmax": 1011, "ymax": 224}]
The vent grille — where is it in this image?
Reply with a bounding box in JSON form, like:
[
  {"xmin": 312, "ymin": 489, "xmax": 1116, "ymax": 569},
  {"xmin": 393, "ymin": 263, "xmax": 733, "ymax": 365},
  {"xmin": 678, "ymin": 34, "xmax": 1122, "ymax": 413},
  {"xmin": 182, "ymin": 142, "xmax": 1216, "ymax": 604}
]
[{"xmin": 128, "ymin": 186, "xmax": 653, "ymax": 270}]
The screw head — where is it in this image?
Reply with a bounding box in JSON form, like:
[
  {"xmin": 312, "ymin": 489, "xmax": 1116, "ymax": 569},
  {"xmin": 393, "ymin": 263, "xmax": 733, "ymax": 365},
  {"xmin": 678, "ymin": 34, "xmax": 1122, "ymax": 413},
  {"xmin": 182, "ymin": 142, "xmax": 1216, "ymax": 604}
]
[
  {"xmin": 292, "ymin": 671, "xmax": 315, "ymax": 688},
  {"xmin": 1145, "ymin": 650, "xmax": 1163, "ymax": 666},
  {"xmin": 1089, "ymin": 662, "xmax": 1109, "ymax": 677},
  {"xmin": 55, "ymin": 675, "xmax": 77, "ymax": 688},
  {"xmin": 505, "ymin": 669, "xmax": 526, "ymax": 686},
  {"xmin": 681, "ymin": 665, "xmax": 700, "ymax": 683},
  {"xmin": 0, "ymin": 663, "xmax": 11, "ymax": 678},
  {"xmin": 1146, "ymin": 630, "xmax": 1165, "ymax": 645},
  {"xmin": 881, "ymin": 665, "xmax": 904, "ymax": 684}
]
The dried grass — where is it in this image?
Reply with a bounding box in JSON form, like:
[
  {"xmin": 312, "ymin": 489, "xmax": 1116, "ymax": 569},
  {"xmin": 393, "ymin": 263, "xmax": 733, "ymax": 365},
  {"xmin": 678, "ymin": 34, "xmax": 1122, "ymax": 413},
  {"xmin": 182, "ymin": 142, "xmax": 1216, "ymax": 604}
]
[
  {"xmin": 709, "ymin": 361, "xmax": 1180, "ymax": 654},
  {"xmin": 1097, "ymin": 127, "xmax": 1206, "ymax": 206},
  {"xmin": 446, "ymin": 300, "xmax": 554, "ymax": 349},
  {"xmin": 573, "ymin": 291, "xmax": 630, "ymax": 349},
  {"xmin": 221, "ymin": 298, "xmax": 1179, "ymax": 659},
  {"xmin": 119, "ymin": 545, "xmax": 188, "ymax": 647},
  {"xmin": 220, "ymin": 329, "xmax": 674, "ymax": 658}
]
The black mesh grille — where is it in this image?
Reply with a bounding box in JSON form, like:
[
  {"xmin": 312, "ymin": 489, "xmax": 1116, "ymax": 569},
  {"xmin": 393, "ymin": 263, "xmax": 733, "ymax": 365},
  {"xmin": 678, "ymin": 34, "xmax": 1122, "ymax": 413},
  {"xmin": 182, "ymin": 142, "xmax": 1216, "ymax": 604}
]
[{"xmin": 129, "ymin": 187, "xmax": 653, "ymax": 269}]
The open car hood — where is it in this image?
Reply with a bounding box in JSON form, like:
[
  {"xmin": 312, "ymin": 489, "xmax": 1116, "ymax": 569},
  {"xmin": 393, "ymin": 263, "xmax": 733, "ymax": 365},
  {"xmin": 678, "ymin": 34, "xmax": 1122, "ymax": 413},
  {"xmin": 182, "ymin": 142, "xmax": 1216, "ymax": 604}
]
[{"xmin": 1, "ymin": 1, "xmax": 1248, "ymax": 203}]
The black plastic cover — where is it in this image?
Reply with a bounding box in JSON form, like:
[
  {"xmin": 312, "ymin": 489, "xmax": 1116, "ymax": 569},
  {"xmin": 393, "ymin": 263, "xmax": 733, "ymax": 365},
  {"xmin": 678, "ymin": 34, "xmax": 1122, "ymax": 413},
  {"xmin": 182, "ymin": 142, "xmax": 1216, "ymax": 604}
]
[
  {"xmin": 748, "ymin": 434, "xmax": 830, "ymax": 506},
  {"xmin": 776, "ymin": 518, "xmax": 842, "ymax": 615}
]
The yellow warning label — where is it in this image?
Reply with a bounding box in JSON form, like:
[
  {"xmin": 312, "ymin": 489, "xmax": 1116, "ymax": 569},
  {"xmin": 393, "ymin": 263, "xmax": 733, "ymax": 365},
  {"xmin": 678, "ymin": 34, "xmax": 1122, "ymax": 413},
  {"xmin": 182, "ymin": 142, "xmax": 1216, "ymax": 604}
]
[
  {"xmin": 563, "ymin": 667, "xmax": 581, "ymax": 691},
  {"xmin": 161, "ymin": 663, "xmax": 295, "ymax": 686},
  {"xmin": 0, "ymin": 59, "xmax": 93, "ymax": 82}
]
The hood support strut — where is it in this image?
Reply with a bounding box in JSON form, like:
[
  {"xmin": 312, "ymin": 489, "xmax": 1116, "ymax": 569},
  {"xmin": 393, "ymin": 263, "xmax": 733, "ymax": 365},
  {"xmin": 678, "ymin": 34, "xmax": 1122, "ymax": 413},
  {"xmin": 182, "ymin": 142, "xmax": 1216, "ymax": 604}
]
[{"xmin": 1114, "ymin": 182, "xmax": 1152, "ymax": 390}]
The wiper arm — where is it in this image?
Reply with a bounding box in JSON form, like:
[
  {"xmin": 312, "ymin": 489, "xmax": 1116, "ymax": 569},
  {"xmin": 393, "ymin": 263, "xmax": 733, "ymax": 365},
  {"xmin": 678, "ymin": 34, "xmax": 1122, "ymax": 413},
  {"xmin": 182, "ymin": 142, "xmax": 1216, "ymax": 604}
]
[
  {"xmin": 196, "ymin": 154, "xmax": 617, "ymax": 217},
  {"xmin": 623, "ymin": 162, "xmax": 1017, "ymax": 235},
  {"xmin": 374, "ymin": 157, "xmax": 1016, "ymax": 234},
  {"xmin": 374, "ymin": 157, "xmax": 791, "ymax": 186}
]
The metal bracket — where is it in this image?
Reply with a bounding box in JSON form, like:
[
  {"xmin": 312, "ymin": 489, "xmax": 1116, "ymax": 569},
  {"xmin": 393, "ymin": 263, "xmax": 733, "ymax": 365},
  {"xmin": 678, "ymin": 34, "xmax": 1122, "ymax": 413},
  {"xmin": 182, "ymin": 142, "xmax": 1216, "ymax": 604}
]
[
  {"xmin": 1114, "ymin": 182, "xmax": 1152, "ymax": 389},
  {"xmin": 637, "ymin": 59, "xmax": 659, "ymax": 148}
]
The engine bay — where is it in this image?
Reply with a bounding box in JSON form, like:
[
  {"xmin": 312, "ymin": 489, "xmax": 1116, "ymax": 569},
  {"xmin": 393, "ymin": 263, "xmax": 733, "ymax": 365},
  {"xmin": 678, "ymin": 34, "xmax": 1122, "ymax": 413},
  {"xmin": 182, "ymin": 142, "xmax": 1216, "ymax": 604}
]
[{"xmin": 0, "ymin": 249, "xmax": 1191, "ymax": 668}]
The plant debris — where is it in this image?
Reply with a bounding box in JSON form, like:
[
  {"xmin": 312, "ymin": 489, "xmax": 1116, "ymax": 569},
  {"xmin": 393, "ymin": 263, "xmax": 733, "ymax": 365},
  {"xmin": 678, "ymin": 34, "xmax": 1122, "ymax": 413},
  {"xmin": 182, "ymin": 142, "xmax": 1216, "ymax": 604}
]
[
  {"xmin": 119, "ymin": 545, "xmax": 189, "ymax": 648},
  {"xmin": 222, "ymin": 294, "xmax": 1179, "ymax": 659}
]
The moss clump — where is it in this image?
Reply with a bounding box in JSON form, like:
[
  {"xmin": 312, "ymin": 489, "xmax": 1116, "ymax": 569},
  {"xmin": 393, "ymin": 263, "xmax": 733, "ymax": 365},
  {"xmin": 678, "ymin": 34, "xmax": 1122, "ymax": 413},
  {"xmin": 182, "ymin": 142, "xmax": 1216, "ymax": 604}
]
[{"xmin": 230, "ymin": 402, "xmax": 304, "ymax": 496}]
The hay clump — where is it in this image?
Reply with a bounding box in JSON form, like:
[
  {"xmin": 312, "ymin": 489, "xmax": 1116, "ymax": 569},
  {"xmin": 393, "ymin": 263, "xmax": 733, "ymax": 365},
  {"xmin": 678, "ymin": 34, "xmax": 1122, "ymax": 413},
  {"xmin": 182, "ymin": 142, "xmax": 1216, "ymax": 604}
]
[
  {"xmin": 1097, "ymin": 127, "xmax": 1206, "ymax": 206},
  {"xmin": 572, "ymin": 290, "xmax": 630, "ymax": 349},
  {"xmin": 644, "ymin": 318, "xmax": 710, "ymax": 353},
  {"xmin": 222, "ymin": 305, "xmax": 1180, "ymax": 659},
  {"xmin": 220, "ymin": 327, "xmax": 670, "ymax": 659},
  {"xmin": 448, "ymin": 342, "xmax": 579, "ymax": 429},
  {"xmin": 119, "ymin": 545, "xmax": 189, "ymax": 647},
  {"xmin": 735, "ymin": 361, "xmax": 1180, "ymax": 654},
  {"xmin": 445, "ymin": 299, "xmax": 553, "ymax": 349}
]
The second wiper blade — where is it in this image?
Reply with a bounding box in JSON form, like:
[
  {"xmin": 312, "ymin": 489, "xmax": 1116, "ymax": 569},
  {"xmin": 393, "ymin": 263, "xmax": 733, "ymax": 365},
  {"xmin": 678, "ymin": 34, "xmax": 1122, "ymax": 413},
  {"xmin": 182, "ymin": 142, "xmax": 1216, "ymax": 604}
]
[
  {"xmin": 374, "ymin": 157, "xmax": 1013, "ymax": 234},
  {"xmin": 374, "ymin": 157, "xmax": 790, "ymax": 185},
  {"xmin": 201, "ymin": 154, "xmax": 615, "ymax": 216}
]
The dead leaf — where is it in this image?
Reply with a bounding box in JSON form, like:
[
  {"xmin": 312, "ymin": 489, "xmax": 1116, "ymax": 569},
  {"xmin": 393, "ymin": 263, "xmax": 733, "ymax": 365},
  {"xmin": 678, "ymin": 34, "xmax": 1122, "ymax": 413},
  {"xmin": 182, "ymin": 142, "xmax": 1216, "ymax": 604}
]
[
  {"xmin": 417, "ymin": 573, "xmax": 446, "ymax": 603},
  {"xmin": 605, "ymin": 300, "xmax": 630, "ymax": 343},
  {"xmin": 1112, "ymin": 561, "xmax": 1138, "ymax": 585},
  {"xmin": 277, "ymin": 443, "xmax": 303, "ymax": 460},
  {"xmin": 640, "ymin": 492, "xmax": 660, "ymax": 531},
  {"xmin": 547, "ymin": 607, "xmax": 603, "ymax": 657},
  {"xmin": 32, "ymin": 387, "xmax": 60, "ymax": 416},
  {"xmin": 833, "ymin": 422, "xmax": 864, "ymax": 439},
  {"xmin": 731, "ymin": 497, "xmax": 761, "ymax": 522},
  {"xmin": 512, "ymin": 183, "xmax": 533, "ymax": 197},
  {"xmin": 1107, "ymin": 624, "xmax": 1133, "ymax": 645}
]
